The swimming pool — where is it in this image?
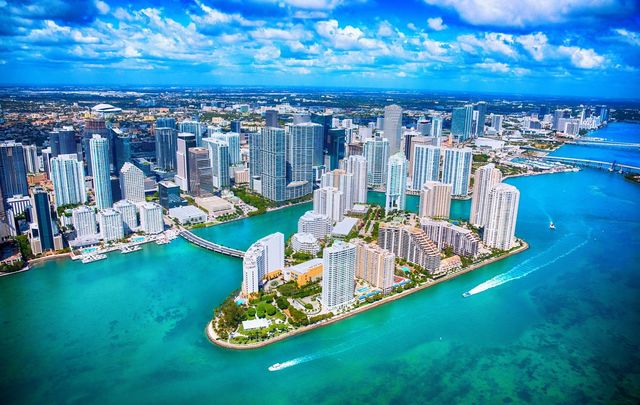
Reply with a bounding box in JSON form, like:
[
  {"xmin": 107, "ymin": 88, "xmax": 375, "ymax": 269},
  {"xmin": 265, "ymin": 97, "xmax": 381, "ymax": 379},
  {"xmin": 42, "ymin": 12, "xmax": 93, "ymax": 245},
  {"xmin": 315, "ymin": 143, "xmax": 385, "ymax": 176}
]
[
  {"xmin": 82, "ymin": 247, "xmax": 97, "ymax": 254},
  {"xmin": 132, "ymin": 236, "xmax": 145, "ymax": 243}
]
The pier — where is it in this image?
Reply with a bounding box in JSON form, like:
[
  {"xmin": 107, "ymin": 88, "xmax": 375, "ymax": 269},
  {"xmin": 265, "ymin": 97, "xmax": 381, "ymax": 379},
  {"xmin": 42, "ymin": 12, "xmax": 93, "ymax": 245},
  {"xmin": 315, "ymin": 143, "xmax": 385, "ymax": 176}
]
[
  {"xmin": 538, "ymin": 156, "xmax": 640, "ymax": 174},
  {"xmin": 180, "ymin": 230, "xmax": 245, "ymax": 258}
]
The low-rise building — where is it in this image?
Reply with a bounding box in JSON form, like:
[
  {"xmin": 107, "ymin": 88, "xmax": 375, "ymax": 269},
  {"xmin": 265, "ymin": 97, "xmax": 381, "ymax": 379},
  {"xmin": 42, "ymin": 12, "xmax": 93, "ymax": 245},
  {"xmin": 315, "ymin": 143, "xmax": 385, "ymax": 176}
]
[
  {"xmin": 283, "ymin": 258, "xmax": 323, "ymax": 287},
  {"xmin": 298, "ymin": 210, "xmax": 332, "ymax": 239},
  {"xmin": 290, "ymin": 232, "xmax": 320, "ymax": 255},
  {"xmin": 168, "ymin": 205, "xmax": 208, "ymax": 225},
  {"xmin": 420, "ymin": 218, "xmax": 480, "ymax": 257}
]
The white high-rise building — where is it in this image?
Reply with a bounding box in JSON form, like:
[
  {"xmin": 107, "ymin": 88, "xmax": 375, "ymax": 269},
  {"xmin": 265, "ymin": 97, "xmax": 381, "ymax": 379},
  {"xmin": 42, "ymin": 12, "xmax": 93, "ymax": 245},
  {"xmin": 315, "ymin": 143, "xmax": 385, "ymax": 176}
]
[
  {"xmin": 483, "ymin": 183, "xmax": 520, "ymax": 250},
  {"xmin": 113, "ymin": 199, "xmax": 138, "ymax": 233},
  {"xmin": 313, "ymin": 186, "xmax": 344, "ymax": 224},
  {"xmin": 298, "ymin": 210, "xmax": 332, "ymax": 239},
  {"xmin": 345, "ymin": 155, "xmax": 368, "ymax": 204},
  {"xmin": 71, "ymin": 205, "xmax": 97, "ymax": 238},
  {"xmin": 89, "ymin": 135, "xmax": 113, "ymax": 210},
  {"xmin": 210, "ymin": 132, "xmax": 241, "ymax": 166},
  {"xmin": 203, "ymin": 138, "xmax": 230, "ymax": 190},
  {"xmin": 470, "ymin": 163, "xmax": 502, "ymax": 227},
  {"xmin": 363, "ymin": 137, "xmax": 389, "ymax": 187},
  {"xmin": 23, "ymin": 145, "xmax": 39, "ymax": 174},
  {"xmin": 385, "ymin": 152, "xmax": 407, "ymax": 213},
  {"xmin": 430, "ymin": 115, "xmax": 443, "ymax": 140},
  {"xmin": 98, "ymin": 208, "xmax": 124, "ymax": 242},
  {"xmin": 383, "ymin": 105, "xmax": 403, "ymax": 154},
  {"xmin": 321, "ymin": 169, "xmax": 354, "ymax": 213},
  {"xmin": 119, "ymin": 162, "xmax": 145, "ymax": 203},
  {"xmin": 491, "ymin": 114, "xmax": 504, "ymax": 133},
  {"xmin": 139, "ymin": 202, "xmax": 164, "ymax": 235},
  {"xmin": 50, "ymin": 154, "xmax": 86, "ymax": 208},
  {"xmin": 419, "ymin": 181, "xmax": 452, "ymax": 218},
  {"xmin": 411, "ymin": 144, "xmax": 440, "ymax": 191},
  {"xmin": 321, "ymin": 240, "xmax": 356, "ymax": 312},
  {"xmin": 178, "ymin": 120, "xmax": 205, "ymax": 147},
  {"xmin": 242, "ymin": 232, "xmax": 284, "ymax": 295},
  {"xmin": 175, "ymin": 132, "xmax": 196, "ymax": 191},
  {"xmin": 441, "ymin": 148, "xmax": 472, "ymax": 197}
]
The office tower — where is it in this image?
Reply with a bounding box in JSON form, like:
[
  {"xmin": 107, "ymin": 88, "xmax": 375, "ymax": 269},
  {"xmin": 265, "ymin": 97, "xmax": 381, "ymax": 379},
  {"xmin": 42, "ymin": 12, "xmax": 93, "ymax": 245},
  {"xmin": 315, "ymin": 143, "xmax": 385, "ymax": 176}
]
[
  {"xmin": 265, "ymin": 109, "xmax": 279, "ymax": 128},
  {"xmin": 156, "ymin": 117, "xmax": 176, "ymax": 129},
  {"xmin": 6, "ymin": 195, "xmax": 30, "ymax": 217},
  {"xmin": 378, "ymin": 222, "xmax": 441, "ymax": 272},
  {"xmin": 385, "ymin": 152, "xmax": 407, "ymax": 213},
  {"xmin": 89, "ymin": 135, "xmax": 113, "ymax": 210},
  {"xmin": 321, "ymin": 240, "xmax": 356, "ymax": 311},
  {"xmin": 470, "ymin": 163, "xmax": 502, "ymax": 227},
  {"xmin": 483, "ymin": 183, "xmax": 520, "ymax": 250},
  {"xmin": 175, "ymin": 133, "xmax": 197, "ymax": 191},
  {"xmin": 155, "ymin": 126, "xmax": 177, "ymax": 171},
  {"xmin": 0, "ymin": 141, "xmax": 29, "ymax": 200},
  {"xmin": 354, "ymin": 239, "xmax": 395, "ymax": 293},
  {"xmin": 311, "ymin": 112, "xmax": 332, "ymax": 152},
  {"xmin": 419, "ymin": 181, "xmax": 452, "ymax": 218},
  {"xmin": 158, "ymin": 180, "xmax": 182, "ymax": 209},
  {"xmin": 321, "ymin": 170, "xmax": 354, "ymax": 212},
  {"xmin": 286, "ymin": 124, "xmax": 315, "ymax": 200},
  {"xmin": 474, "ymin": 102, "xmax": 487, "ymax": 137},
  {"xmin": 139, "ymin": 202, "xmax": 164, "ymax": 234},
  {"xmin": 345, "ymin": 155, "xmax": 367, "ymax": 204},
  {"xmin": 242, "ymin": 232, "xmax": 284, "ymax": 294},
  {"xmin": 72, "ymin": 205, "xmax": 97, "ymax": 238},
  {"xmin": 430, "ymin": 115, "xmax": 443, "ymax": 139},
  {"xmin": 98, "ymin": 208, "xmax": 124, "ymax": 242},
  {"xmin": 210, "ymin": 132, "xmax": 241, "ymax": 166},
  {"xmin": 293, "ymin": 113, "xmax": 311, "ymax": 124},
  {"xmin": 411, "ymin": 144, "xmax": 440, "ymax": 191},
  {"xmin": 383, "ymin": 105, "xmax": 403, "ymax": 154},
  {"xmin": 451, "ymin": 105, "xmax": 473, "ymax": 142},
  {"xmin": 188, "ymin": 147, "xmax": 213, "ymax": 197},
  {"xmin": 420, "ymin": 218, "xmax": 480, "ymax": 257},
  {"xmin": 82, "ymin": 119, "xmax": 113, "ymax": 176},
  {"xmin": 416, "ymin": 117, "xmax": 430, "ymax": 135},
  {"xmin": 41, "ymin": 148, "xmax": 52, "ymax": 176},
  {"xmin": 49, "ymin": 127, "xmax": 77, "ymax": 157},
  {"xmin": 313, "ymin": 186, "xmax": 344, "ymax": 224},
  {"xmin": 119, "ymin": 162, "xmax": 145, "ymax": 203},
  {"xmin": 298, "ymin": 210, "xmax": 332, "ymax": 239},
  {"xmin": 114, "ymin": 134, "xmax": 131, "ymax": 174},
  {"xmin": 178, "ymin": 120, "xmax": 206, "ymax": 147},
  {"xmin": 248, "ymin": 132, "xmax": 263, "ymax": 193},
  {"xmin": 23, "ymin": 145, "xmax": 39, "ymax": 174},
  {"xmin": 363, "ymin": 136, "xmax": 389, "ymax": 187},
  {"xmin": 491, "ymin": 114, "xmax": 503, "ymax": 132},
  {"xmin": 257, "ymin": 127, "xmax": 286, "ymax": 201},
  {"xmin": 289, "ymin": 122, "xmax": 323, "ymax": 168},
  {"xmin": 50, "ymin": 154, "xmax": 86, "ymax": 207},
  {"xmin": 408, "ymin": 136, "xmax": 432, "ymax": 175},
  {"xmin": 595, "ymin": 105, "xmax": 609, "ymax": 123},
  {"xmin": 327, "ymin": 128, "xmax": 346, "ymax": 170},
  {"xmin": 203, "ymin": 138, "xmax": 230, "ymax": 190},
  {"xmin": 110, "ymin": 176, "xmax": 122, "ymax": 202},
  {"xmin": 442, "ymin": 148, "xmax": 472, "ymax": 197},
  {"xmin": 29, "ymin": 187, "xmax": 55, "ymax": 252},
  {"xmin": 113, "ymin": 199, "xmax": 138, "ymax": 233},
  {"xmin": 230, "ymin": 120, "xmax": 241, "ymax": 133},
  {"xmin": 376, "ymin": 116, "xmax": 384, "ymax": 130}
]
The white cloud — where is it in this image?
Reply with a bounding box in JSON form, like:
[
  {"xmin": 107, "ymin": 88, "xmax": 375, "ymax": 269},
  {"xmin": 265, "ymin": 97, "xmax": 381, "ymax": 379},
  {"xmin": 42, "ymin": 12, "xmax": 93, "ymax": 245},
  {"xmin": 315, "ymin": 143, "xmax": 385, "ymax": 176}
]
[
  {"xmin": 427, "ymin": 17, "xmax": 446, "ymax": 31},
  {"xmin": 613, "ymin": 28, "xmax": 640, "ymax": 46},
  {"xmin": 95, "ymin": 0, "xmax": 110, "ymax": 15},
  {"xmin": 475, "ymin": 60, "xmax": 510, "ymax": 72},
  {"xmin": 457, "ymin": 32, "xmax": 516, "ymax": 58},
  {"xmin": 255, "ymin": 45, "xmax": 281, "ymax": 62},
  {"xmin": 516, "ymin": 32, "xmax": 547, "ymax": 61},
  {"xmin": 377, "ymin": 21, "xmax": 394, "ymax": 37},
  {"xmin": 557, "ymin": 46, "xmax": 605, "ymax": 69},
  {"xmin": 315, "ymin": 19, "xmax": 382, "ymax": 50}
]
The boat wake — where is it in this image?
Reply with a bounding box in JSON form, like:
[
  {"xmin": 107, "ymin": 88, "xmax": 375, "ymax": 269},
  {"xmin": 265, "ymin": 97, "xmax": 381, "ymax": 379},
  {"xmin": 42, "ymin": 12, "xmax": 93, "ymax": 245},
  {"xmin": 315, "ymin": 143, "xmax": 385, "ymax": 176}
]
[
  {"xmin": 268, "ymin": 354, "xmax": 317, "ymax": 372},
  {"xmin": 463, "ymin": 237, "xmax": 588, "ymax": 298},
  {"xmin": 268, "ymin": 340, "xmax": 362, "ymax": 372}
]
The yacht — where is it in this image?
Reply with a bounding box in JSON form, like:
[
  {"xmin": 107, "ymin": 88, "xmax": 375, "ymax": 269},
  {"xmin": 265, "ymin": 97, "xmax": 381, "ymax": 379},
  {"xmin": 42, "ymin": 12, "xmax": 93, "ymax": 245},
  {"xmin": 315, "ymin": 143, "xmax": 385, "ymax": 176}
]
[
  {"xmin": 120, "ymin": 245, "xmax": 142, "ymax": 254},
  {"xmin": 81, "ymin": 254, "xmax": 107, "ymax": 264},
  {"xmin": 268, "ymin": 363, "xmax": 284, "ymax": 372},
  {"xmin": 549, "ymin": 222, "xmax": 556, "ymax": 230},
  {"xmin": 156, "ymin": 238, "xmax": 170, "ymax": 245},
  {"xmin": 462, "ymin": 292, "xmax": 471, "ymax": 298}
]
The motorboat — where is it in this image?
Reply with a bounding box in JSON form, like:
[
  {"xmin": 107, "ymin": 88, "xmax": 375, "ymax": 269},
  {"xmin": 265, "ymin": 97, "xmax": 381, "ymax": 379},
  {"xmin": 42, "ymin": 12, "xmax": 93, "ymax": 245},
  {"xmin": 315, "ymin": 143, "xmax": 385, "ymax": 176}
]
[
  {"xmin": 81, "ymin": 254, "xmax": 107, "ymax": 264},
  {"xmin": 462, "ymin": 292, "xmax": 471, "ymax": 298},
  {"xmin": 549, "ymin": 222, "xmax": 556, "ymax": 230},
  {"xmin": 120, "ymin": 245, "xmax": 142, "ymax": 254},
  {"xmin": 268, "ymin": 363, "xmax": 284, "ymax": 372}
]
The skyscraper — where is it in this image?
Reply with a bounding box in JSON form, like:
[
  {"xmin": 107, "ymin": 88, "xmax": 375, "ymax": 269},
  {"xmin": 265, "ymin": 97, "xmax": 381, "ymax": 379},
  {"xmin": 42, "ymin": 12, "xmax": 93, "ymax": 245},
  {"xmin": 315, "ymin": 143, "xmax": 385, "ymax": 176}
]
[
  {"xmin": 286, "ymin": 124, "xmax": 315, "ymax": 200},
  {"xmin": 81, "ymin": 119, "xmax": 113, "ymax": 176},
  {"xmin": 354, "ymin": 239, "xmax": 395, "ymax": 293},
  {"xmin": 363, "ymin": 136, "xmax": 389, "ymax": 187},
  {"xmin": 256, "ymin": 127, "xmax": 286, "ymax": 201},
  {"xmin": 474, "ymin": 101, "xmax": 487, "ymax": 137},
  {"xmin": 49, "ymin": 127, "xmax": 77, "ymax": 157},
  {"xmin": 114, "ymin": 134, "xmax": 131, "ymax": 174},
  {"xmin": 483, "ymin": 183, "xmax": 520, "ymax": 250},
  {"xmin": 345, "ymin": 155, "xmax": 367, "ymax": 204},
  {"xmin": 0, "ymin": 141, "xmax": 29, "ymax": 200},
  {"xmin": 411, "ymin": 144, "xmax": 440, "ymax": 191},
  {"xmin": 30, "ymin": 187, "xmax": 55, "ymax": 252},
  {"xmin": 203, "ymin": 138, "xmax": 230, "ymax": 190},
  {"xmin": 139, "ymin": 202, "xmax": 164, "ymax": 234},
  {"xmin": 419, "ymin": 181, "xmax": 452, "ymax": 218},
  {"xmin": 89, "ymin": 135, "xmax": 113, "ymax": 210},
  {"xmin": 441, "ymin": 148, "xmax": 472, "ymax": 197},
  {"xmin": 119, "ymin": 162, "xmax": 145, "ymax": 203},
  {"xmin": 311, "ymin": 112, "xmax": 332, "ymax": 152},
  {"xmin": 321, "ymin": 169, "xmax": 354, "ymax": 213},
  {"xmin": 248, "ymin": 132, "xmax": 263, "ymax": 193},
  {"xmin": 451, "ymin": 105, "xmax": 474, "ymax": 142},
  {"xmin": 385, "ymin": 152, "xmax": 407, "ymax": 213},
  {"xmin": 155, "ymin": 127, "xmax": 177, "ymax": 171},
  {"xmin": 430, "ymin": 115, "xmax": 443, "ymax": 139},
  {"xmin": 50, "ymin": 154, "xmax": 86, "ymax": 207},
  {"xmin": 321, "ymin": 240, "xmax": 356, "ymax": 311},
  {"xmin": 175, "ymin": 133, "xmax": 197, "ymax": 191},
  {"xmin": 242, "ymin": 232, "xmax": 284, "ymax": 295},
  {"xmin": 470, "ymin": 163, "xmax": 502, "ymax": 227},
  {"xmin": 313, "ymin": 186, "xmax": 344, "ymax": 224},
  {"xmin": 265, "ymin": 109, "xmax": 279, "ymax": 128},
  {"xmin": 98, "ymin": 208, "xmax": 124, "ymax": 242},
  {"xmin": 491, "ymin": 114, "xmax": 504, "ymax": 133},
  {"xmin": 290, "ymin": 122, "xmax": 323, "ymax": 168},
  {"xmin": 156, "ymin": 117, "xmax": 176, "ymax": 129},
  {"xmin": 383, "ymin": 105, "xmax": 403, "ymax": 154},
  {"xmin": 188, "ymin": 147, "xmax": 213, "ymax": 197},
  {"xmin": 178, "ymin": 120, "xmax": 205, "ymax": 147},
  {"xmin": 23, "ymin": 145, "xmax": 39, "ymax": 174},
  {"xmin": 72, "ymin": 205, "xmax": 97, "ymax": 238},
  {"xmin": 326, "ymin": 128, "xmax": 346, "ymax": 170},
  {"xmin": 113, "ymin": 199, "xmax": 137, "ymax": 233}
]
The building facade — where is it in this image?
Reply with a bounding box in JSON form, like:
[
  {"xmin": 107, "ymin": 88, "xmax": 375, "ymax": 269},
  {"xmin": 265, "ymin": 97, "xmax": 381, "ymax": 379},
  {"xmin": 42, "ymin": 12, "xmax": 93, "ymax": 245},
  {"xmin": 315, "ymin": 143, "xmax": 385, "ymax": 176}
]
[
  {"xmin": 89, "ymin": 135, "xmax": 113, "ymax": 210},
  {"xmin": 470, "ymin": 163, "xmax": 502, "ymax": 227},
  {"xmin": 385, "ymin": 152, "xmax": 407, "ymax": 213},
  {"xmin": 419, "ymin": 181, "xmax": 452, "ymax": 219},
  {"xmin": 321, "ymin": 241, "xmax": 357, "ymax": 311}
]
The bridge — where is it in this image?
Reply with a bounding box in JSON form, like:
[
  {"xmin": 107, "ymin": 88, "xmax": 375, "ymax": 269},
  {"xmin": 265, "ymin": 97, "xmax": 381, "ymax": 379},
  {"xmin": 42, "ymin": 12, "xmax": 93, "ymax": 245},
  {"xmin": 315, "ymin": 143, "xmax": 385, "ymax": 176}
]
[
  {"xmin": 566, "ymin": 139, "xmax": 640, "ymax": 149},
  {"xmin": 179, "ymin": 230, "xmax": 245, "ymax": 258},
  {"xmin": 538, "ymin": 156, "xmax": 640, "ymax": 174}
]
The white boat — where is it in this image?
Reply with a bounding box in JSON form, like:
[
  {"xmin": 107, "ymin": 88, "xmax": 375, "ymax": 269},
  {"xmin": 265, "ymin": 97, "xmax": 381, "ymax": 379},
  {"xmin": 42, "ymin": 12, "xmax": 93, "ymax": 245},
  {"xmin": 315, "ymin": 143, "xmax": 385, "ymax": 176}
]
[
  {"xmin": 156, "ymin": 239, "xmax": 169, "ymax": 245},
  {"xmin": 462, "ymin": 292, "xmax": 471, "ymax": 298},
  {"xmin": 120, "ymin": 245, "xmax": 142, "ymax": 254},
  {"xmin": 268, "ymin": 363, "xmax": 284, "ymax": 372},
  {"xmin": 81, "ymin": 254, "xmax": 107, "ymax": 264},
  {"xmin": 549, "ymin": 222, "xmax": 556, "ymax": 230}
]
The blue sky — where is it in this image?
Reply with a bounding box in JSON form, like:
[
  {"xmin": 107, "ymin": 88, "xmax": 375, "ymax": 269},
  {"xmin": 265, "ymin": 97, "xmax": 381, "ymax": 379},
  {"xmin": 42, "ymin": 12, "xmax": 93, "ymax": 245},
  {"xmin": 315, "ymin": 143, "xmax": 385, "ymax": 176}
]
[{"xmin": 0, "ymin": 0, "xmax": 639, "ymax": 99}]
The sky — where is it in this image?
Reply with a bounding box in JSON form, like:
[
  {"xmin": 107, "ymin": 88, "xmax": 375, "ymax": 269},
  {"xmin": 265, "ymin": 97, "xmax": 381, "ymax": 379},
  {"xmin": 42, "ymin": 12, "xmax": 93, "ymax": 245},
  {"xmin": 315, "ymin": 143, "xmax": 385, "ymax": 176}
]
[{"xmin": 0, "ymin": 0, "xmax": 639, "ymax": 99}]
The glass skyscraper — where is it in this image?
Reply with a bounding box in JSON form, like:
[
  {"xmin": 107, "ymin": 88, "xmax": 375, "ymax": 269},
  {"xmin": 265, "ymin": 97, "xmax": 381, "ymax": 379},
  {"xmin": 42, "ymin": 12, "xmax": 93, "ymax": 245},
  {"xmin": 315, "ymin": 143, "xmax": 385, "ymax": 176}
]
[
  {"xmin": 50, "ymin": 154, "xmax": 86, "ymax": 208},
  {"xmin": 89, "ymin": 135, "xmax": 113, "ymax": 210},
  {"xmin": 155, "ymin": 127, "xmax": 178, "ymax": 171},
  {"xmin": 0, "ymin": 141, "xmax": 29, "ymax": 200},
  {"xmin": 441, "ymin": 147, "xmax": 472, "ymax": 197},
  {"xmin": 385, "ymin": 152, "xmax": 407, "ymax": 213},
  {"xmin": 451, "ymin": 105, "xmax": 474, "ymax": 142},
  {"xmin": 383, "ymin": 104, "xmax": 403, "ymax": 154},
  {"xmin": 363, "ymin": 136, "xmax": 389, "ymax": 187}
]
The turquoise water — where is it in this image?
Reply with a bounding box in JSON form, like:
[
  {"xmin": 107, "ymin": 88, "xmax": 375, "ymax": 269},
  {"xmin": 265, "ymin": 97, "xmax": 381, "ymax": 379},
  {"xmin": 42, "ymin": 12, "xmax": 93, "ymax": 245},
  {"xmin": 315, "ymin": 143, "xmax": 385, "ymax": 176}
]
[{"xmin": 1, "ymin": 124, "xmax": 639, "ymax": 404}]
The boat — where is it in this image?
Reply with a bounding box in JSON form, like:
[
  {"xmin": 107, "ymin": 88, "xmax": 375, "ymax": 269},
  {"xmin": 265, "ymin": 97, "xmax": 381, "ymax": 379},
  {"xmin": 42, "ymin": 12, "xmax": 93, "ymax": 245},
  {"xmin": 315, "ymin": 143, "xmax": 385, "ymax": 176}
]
[
  {"xmin": 156, "ymin": 239, "xmax": 169, "ymax": 245},
  {"xmin": 462, "ymin": 292, "xmax": 471, "ymax": 298},
  {"xmin": 120, "ymin": 245, "xmax": 142, "ymax": 254},
  {"xmin": 81, "ymin": 254, "xmax": 107, "ymax": 264},
  {"xmin": 268, "ymin": 363, "xmax": 284, "ymax": 372},
  {"xmin": 549, "ymin": 222, "xmax": 556, "ymax": 230}
]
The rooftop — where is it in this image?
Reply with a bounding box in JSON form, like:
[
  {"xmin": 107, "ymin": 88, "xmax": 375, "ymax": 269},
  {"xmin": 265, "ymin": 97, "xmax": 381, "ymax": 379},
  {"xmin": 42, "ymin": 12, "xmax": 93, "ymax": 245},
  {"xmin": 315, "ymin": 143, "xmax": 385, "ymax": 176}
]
[{"xmin": 332, "ymin": 217, "xmax": 359, "ymax": 237}]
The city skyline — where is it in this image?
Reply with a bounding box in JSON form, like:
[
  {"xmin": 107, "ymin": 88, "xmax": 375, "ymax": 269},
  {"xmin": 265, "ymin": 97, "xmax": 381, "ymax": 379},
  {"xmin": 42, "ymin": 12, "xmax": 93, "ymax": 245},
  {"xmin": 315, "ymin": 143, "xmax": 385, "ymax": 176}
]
[{"xmin": 0, "ymin": 1, "xmax": 638, "ymax": 98}]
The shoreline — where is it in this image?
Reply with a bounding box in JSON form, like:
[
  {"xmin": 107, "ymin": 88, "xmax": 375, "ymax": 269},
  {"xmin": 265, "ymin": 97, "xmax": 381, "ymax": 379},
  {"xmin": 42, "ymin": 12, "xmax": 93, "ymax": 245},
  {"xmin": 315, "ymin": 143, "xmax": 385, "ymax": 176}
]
[
  {"xmin": 205, "ymin": 240, "xmax": 529, "ymax": 350},
  {"xmin": 503, "ymin": 167, "xmax": 580, "ymax": 181}
]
